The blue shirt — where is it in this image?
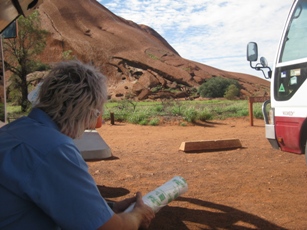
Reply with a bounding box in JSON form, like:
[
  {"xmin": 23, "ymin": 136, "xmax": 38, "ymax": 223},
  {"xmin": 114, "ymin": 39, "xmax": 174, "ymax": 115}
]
[{"xmin": 0, "ymin": 108, "xmax": 113, "ymax": 229}]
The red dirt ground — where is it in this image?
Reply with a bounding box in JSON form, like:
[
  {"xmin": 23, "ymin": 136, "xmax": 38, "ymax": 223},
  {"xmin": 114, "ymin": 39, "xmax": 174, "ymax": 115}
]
[{"xmin": 88, "ymin": 117, "xmax": 307, "ymax": 230}]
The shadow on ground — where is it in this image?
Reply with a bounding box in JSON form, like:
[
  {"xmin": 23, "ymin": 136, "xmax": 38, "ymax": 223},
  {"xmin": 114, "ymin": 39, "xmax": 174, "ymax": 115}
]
[
  {"xmin": 192, "ymin": 120, "xmax": 228, "ymax": 128},
  {"xmin": 149, "ymin": 197, "xmax": 287, "ymax": 230},
  {"xmin": 96, "ymin": 186, "xmax": 285, "ymax": 229},
  {"xmin": 97, "ymin": 185, "xmax": 130, "ymax": 198}
]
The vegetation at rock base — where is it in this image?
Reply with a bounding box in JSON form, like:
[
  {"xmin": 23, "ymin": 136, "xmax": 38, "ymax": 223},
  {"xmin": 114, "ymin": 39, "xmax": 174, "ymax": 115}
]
[
  {"xmin": 102, "ymin": 99, "xmax": 264, "ymax": 126},
  {"xmin": 198, "ymin": 76, "xmax": 240, "ymax": 99},
  {"xmin": 7, "ymin": 99, "xmax": 265, "ymax": 126},
  {"xmin": 224, "ymin": 84, "xmax": 240, "ymax": 100}
]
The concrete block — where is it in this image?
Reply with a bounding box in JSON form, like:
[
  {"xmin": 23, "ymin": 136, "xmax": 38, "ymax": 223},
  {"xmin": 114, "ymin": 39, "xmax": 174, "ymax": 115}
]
[
  {"xmin": 74, "ymin": 130, "xmax": 112, "ymax": 160},
  {"xmin": 179, "ymin": 138, "xmax": 242, "ymax": 153}
]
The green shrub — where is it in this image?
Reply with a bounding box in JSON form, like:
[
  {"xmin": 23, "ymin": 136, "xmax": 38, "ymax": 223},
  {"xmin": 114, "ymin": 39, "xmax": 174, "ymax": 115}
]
[
  {"xmin": 171, "ymin": 106, "xmax": 182, "ymax": 116},
  {"xmin": 211, "ymin": 107, "xmax": 224, "ymax": 115},
  {"xmin": 224, "ymin": 84, "xmax": 240, "ymax": 100},
  {"xmin": 62, "ymin": 50, "xmax": 76, "ymax": 61},
  {"xmin": 149, "ymin": 118, "xmax": 160, "ymax": 126},
  {"xmin": 153, "ymin": 104, "xmax": 164, "ymax": 113},
  {"xmin": 139, "ymin": 119, "xmax": 149, "ymax": 125},
  {"xmin": 237, "ymin": 108, "xmax": 249, "ymax": 117},
  {"xmin": 127, "ymin": 112, "xmax": 149, "ymax": 125},
  {"xmin": 198, "ymin": 76, "xmax": 240, "ymax": 98},
  {"xmin": 183, "ymin": 108, "xmax": 198, "ymax": 123},
  {"xmin": 197, "ymin": 110, "xmax": 212, "ymax": 121}
]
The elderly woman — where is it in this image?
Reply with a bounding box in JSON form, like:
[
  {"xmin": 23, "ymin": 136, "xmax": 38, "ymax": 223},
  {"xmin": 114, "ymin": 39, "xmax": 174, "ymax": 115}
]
[{"xmin": 0, "ymin": 60, "xmax": 154, "ymax": 230}]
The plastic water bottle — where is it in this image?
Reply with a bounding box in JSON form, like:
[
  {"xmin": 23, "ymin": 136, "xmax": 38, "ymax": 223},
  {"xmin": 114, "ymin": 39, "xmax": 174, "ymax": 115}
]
[{"xmin": 124, "ymin": 176, "xmax": 188, "ymax": 213}]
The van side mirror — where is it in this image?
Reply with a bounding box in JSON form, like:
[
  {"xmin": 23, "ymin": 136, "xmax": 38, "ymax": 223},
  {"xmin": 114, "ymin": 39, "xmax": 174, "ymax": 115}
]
[
  {"xmin": 247, "ymin": 42, "xmax": 258, "ymax": 62},
  {"xmin": 260, "ymin": 57, "xmax": 268, "ymax": 67},
  {"xmin": 246, "ymin": 42, "xmax": 272, "ymax": 79}
]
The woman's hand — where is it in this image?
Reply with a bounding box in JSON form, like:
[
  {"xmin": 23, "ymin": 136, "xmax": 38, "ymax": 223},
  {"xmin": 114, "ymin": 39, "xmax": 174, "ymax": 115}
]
[
  {"xmin": 100, "ymin": 192, "xmax": 155, "ymax": 230},
  {"xmin": 132, "ymin": 192, "xmax": 155, "ymax": 229},
  {"xmin": 112, "ymin": 195, "xmax": 137, "ymax": 213}
]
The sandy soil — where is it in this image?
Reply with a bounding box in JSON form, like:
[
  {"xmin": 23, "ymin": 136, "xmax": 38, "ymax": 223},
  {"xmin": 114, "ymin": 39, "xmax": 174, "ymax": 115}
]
[{"xmin": 88, "ymin": 117, "xmax": 307, "ymax": 230}]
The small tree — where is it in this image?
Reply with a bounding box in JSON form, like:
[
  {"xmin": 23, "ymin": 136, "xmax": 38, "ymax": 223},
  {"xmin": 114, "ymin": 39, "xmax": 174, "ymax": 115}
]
[
  {"xmin": 224, "ymin": 84, "xmax": 240, "ymax": 100},
  {"xmin": 3, "ymin": 11, "xmax": 48, "ymax": 112}
]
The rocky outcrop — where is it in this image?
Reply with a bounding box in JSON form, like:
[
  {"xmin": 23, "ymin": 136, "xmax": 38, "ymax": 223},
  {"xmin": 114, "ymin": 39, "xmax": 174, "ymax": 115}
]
[{"xmin": 36, "ymin": 0, "xmax": 270, "ymax": 100}]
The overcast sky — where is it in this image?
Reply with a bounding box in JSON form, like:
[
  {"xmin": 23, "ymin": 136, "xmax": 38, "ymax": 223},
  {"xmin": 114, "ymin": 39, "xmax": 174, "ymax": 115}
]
[{"xmin": 98, "ymin": 0, "xmax": 293, "ymax": 79}]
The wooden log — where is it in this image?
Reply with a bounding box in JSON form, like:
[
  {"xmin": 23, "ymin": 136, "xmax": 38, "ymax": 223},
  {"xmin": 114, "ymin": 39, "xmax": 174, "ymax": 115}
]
[{"xmin": 179, "ymin": 138, "xmax": 242, "ymax": 153}]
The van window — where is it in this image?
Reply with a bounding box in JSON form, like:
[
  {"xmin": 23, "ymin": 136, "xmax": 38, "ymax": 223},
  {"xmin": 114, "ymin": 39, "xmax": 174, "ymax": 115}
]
[
  {"xmin": 275, "ymin": 0, "xmax": 307, "ymax": 101},
  {"xmin": 280, "ymin": 0, "xmax": 307, "ymax": 62}
]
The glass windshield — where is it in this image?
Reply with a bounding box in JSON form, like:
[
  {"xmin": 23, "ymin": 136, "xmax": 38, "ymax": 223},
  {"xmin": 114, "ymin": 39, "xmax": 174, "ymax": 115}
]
[
  {"xmin": 275, "ymin": 0, "xmax": 307, "ymax": 101},
  {"xmin": 280, "ymin": 0, "xmax": 307, "ymax": 62}
]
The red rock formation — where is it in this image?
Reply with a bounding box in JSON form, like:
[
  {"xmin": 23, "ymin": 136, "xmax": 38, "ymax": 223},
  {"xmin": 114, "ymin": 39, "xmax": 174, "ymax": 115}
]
[{"xmin": 37, "ymin": 0, "xmax": 269, "ymax": 100}]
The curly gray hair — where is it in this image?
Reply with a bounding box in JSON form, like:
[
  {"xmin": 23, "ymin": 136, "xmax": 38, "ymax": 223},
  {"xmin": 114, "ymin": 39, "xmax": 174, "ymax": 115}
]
[{"xmin": 35, "ymin": 60, "xmax": 108, "ymax": 138}]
